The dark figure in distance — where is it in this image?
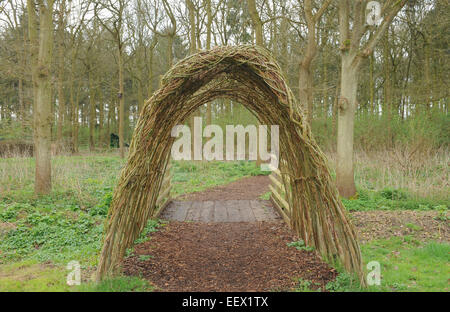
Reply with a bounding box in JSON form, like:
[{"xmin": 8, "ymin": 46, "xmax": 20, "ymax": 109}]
[{"xmin": 110, "ymin": 133, "xmax": 129, "ymax": 148}]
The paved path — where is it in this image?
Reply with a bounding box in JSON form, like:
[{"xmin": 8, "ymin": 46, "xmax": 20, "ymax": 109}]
[{"xmin": 159, "ymin": 200, "xmax": 281, "ymax": 222}]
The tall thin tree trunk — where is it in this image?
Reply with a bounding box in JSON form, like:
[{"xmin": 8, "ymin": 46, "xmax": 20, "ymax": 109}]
[
  {"xmin": 70, "ymin": 52, "xmax": 78, "ymax": 153},
  {"xmin": 118, "ymin": 46, "xmax": 125, "ymax": 158},
  {"xmin": 28, "ymin": 0, "xmax": 55, "ymax": 194},
  {"xmin": 336, "ymin": 55, "xmax": 358, "ymax": 197},
  {"xmin": 247, "ymin": 0, "xmax": 263, "ymax": 46},
  {"xmin": 369, "ymin": 51, "xmax": 375, "ymax": 114},
  {"xmin": 298, "ymin": 62, "xmax": 314, "ymax": 120},
  {"xmin": 89, "ymin": 67, "xmax": 96, "ymax": 151},
  {"xmin": 167, "ymin": 35, "xmax": 174, "ymax": 68},
  {"xmin": 205, "ymin": 0, "xmax": 212, "ymax": 126},
  {"xmin": 247, "ymin": 0, "xmax": 263, "ymax": 166},
  {"xmin": 383, "ymin": 33, "xmax": 392, "ymax": 146},
  {"xmin": 107, "ymin": 78, "xmax": 115, "ymax": 146},
  {"xmin": 99, "ymin": 86, "xmax": 105, "ymax": 147},
  {"xmin": 56, "ymin": 0, "xmax": 66, "ymax": 148},
  {"xmin": 424, "ymin": 35, "xmax": 432, "ymax": 111},
  {"xmin": 187, "ymin": 0, "xmax": 197, "ymax": 157}
]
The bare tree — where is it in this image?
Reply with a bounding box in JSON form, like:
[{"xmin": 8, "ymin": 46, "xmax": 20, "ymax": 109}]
[
  {"xmin": 297, "ymin": 0, "xmax": 333, "ymax": 123},
  {"xmin": 55, "ymin": 0, "xmax": 66, "ymax": 149},
  {"xmin": 95, "ymin": 0, "xmax": 127, "ymax": 158},
  {"xmin": 247, "ymin": 0, "xmax": 263, "ymax": 45},
  {"xmin": 27, "ymin": 0, "xmax": 55, "ymax": 194},
  {"xmin": 336, "ymin": 0, "xmax": 408, "ymax": 197}
]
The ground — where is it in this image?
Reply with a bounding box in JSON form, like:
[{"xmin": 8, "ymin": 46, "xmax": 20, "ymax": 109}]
[
  {"xmin": 123, "ymin": 222, "xmax": 336, "ymax": 291},
  {"xmin": 121, "ymin": 175, "xmax": 449, "ymax": 292},
  {"xmin": 0, "ymin": 154, "xmax": 448, "ymax": 291}
]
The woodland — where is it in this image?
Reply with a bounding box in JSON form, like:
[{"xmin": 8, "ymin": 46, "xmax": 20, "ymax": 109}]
[{"xmin": 0, "ymin": 0, "xmax": 448, "ymax": 293}]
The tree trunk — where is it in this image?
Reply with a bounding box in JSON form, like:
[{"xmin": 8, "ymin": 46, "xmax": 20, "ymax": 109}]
[
  {"xmin": 247, "ymin": 0, "xmax": 263, "ymax": 166},
  {"xmin": 247, "ymin": 0, "xmax": 263, "ymax": 46},
  {"xmin": 167, "ymin": 35, "xmax": 174, "ymax": 68},
  {"xmin": 187, "ymin": 0, "xmax": 198, "ymax": 157},
  {"xmin": 298, "ymin": 62, "xmax": 314, "ymax": 121},
  {"xmin": 56, "ymin": 0, "xmax": 65, "ymax": 147},
  {"xmin": 118, "ymin": 46, "xmax": 125, "ymax": 158},
  {"xmin": 383, "ymin": 32, "xmax": 392, "ymax": 146},
  {"xmin": 336, "ymin": 55, "xmax": 357, "ymax": 198},
  {"xmin": 69, "ymin": 61, "xmax": 77, "ymax": 153},
  {"xmin": 423, "ymin": 35, "xmax": 432, "ymax": 111},
  {"xmin": 28, "ymin": 0, "xmax": 54, "ymax": 194},
  {"xmin": 369, "ymin": 51, "xmax": 375, "ymax": 114},
  {"xmin": 107, "ymin": 78, "xmax": 114, "ymax": 146},
  {"xmin": 205, "ymin": 0, "xmax": 212, "ymax": 126},
  {"xmin": 137, "ymin": 80, "xmax": 143, "ymax": 118},
  {"xmin": 99, "ymin": 86, "xmax": 105, "ymax": 147},
  {"xmin": 89, "ymin": 68, "xmax": 96, "ymax": 151}
]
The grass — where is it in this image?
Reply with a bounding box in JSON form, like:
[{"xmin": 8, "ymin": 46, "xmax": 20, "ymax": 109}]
[
  {"xmin": 295, "ymin": 238, "xmax": 450, "ymax": 292},
  {"xmin": 0, "ymin": 151, "xmax": 448, "ymax": 291},
  {"xmin": 341, "ymin": 187, "xmax": 448, "ymax": 212},
  {"xmin": 171, "ymin": 160, "xmax": 270, "ymax": 197},
  {"xmin": 361, "ymin": 238, "xmax": 450, "ymax": 292},
  {"xmin": 327, "ymin": 149, "xmax": 449, "ymax": 201},
  {"xmin": 77, "ymin": 276, "xmax": 154, "ymax": 292},
  {"xmin": 0, "ymin": 260, "xmax": 71, "ymax": 292},
  {"xmin": 259, "ymin": 191, "xmax": 271, "ymax": 200}
]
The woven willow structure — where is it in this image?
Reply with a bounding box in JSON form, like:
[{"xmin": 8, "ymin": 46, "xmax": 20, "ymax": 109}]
[{"xmin": 96, "ymin": 45, "xmax": 365, "ymax": 285}]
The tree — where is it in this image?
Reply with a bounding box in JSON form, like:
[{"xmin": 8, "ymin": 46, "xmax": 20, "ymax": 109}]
[
  {"xmin": 27, "ymin": 0, "xmax": 55, "ymax": 194},
  {"xmin": 65, "ymin": 0, "xmax": 88, "ymax": 153},
  {"xmin": 297, "ymin": 0, "xmax": 333, "ymax": 123},
  {"xmin": 247, "ymin": 0, "xmax": 263, "ymax": 45},
  {"xmin": 55, "ymin": 0, "xmax": 66, "ymax": 149},
  {"xmin": 246, "ymin": 0, "xmax": 265, "ymax": 167},
  {"xmin": 336, "ymin": 0, "xmax": 408, "ymax": 197},
  {"xmin": 95, "ymin": 0, "xmax": 127, "ymax": 158},
  {"xmin": 205, "ymin": 0, "xmax": 213, "ymax": 126}
]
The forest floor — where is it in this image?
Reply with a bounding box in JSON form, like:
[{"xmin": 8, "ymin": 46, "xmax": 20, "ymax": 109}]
[
  {"xmin": 123, "ymin": 221, "xmax": 337, "ymax": 292},
  {"xmin": 0, "ymin": 151, "xmax": 448, "ymax": 291}
]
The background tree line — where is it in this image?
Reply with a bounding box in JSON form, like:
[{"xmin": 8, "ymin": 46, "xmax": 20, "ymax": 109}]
[{"xmin": 0, "ymin": 0, "xmax": 448, "ymax": 196}]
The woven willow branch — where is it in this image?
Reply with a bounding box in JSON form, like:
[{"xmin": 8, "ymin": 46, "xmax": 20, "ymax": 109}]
[{"xmin": 95, "ymin": 45, "xmax": 366, "ymax": 286}]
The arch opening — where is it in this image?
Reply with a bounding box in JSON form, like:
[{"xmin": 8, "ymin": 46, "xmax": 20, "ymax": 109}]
[{"xmin": 96, "ymin": 45, "xmax": 365, "ymax": 286}]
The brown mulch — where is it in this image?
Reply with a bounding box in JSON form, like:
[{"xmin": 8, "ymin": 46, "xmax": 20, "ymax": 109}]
[
  {"xmin": 122, "ymin": 221, "xmax": 337, "ymax": 292},
  {"xmin": 178, "ymin": 175, "xmax": 270, "ymax": 201},
  {"xmin": 350, "ymin": 210, "xmax": 449, "ymax": 243}
]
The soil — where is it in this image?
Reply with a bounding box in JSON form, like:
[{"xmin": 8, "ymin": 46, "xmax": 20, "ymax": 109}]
[
  {"xmin": 351, "ymin": 210, "xmax": 449, "ymax": 243},
  {"xmin": 122, "ymin": 221, "xmax": 337, "ymax": 292}
]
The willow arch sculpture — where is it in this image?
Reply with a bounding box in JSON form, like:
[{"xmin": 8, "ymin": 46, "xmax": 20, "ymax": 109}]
[{"xmin": 96, "ymin": 45, "xmax": 365, "ymax": 285}]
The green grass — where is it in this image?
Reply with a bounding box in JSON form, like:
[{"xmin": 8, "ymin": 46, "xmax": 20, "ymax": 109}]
[
  {"xmin": 0, "ymin": 260, "xmax": 71, "ymax": 292},
  {"xmin": 259, "ymin": 191, "xmax": 271, "ymax": 200},
  {"xmin": 321, "ymin": 237, "xmax": 450, "ymax": 292},
  {"xmin": 76, "ymin": 276, "xmax": 154, "ymax": 292},
  {"xmin": 360, "ymin": 237, "xmax": 449, "ymax": 292},
  {"xmin": 171, "ymin": 160, "xmax": 270, "ymax": 197},
  {"xmin": 341, "ymin": 187, "xmax": 449, "ymax": 212}
]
